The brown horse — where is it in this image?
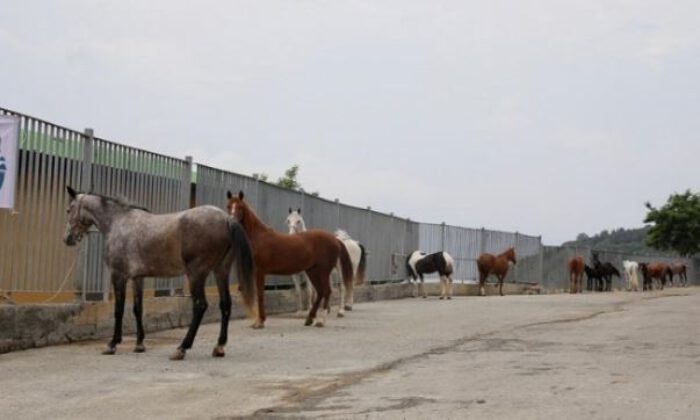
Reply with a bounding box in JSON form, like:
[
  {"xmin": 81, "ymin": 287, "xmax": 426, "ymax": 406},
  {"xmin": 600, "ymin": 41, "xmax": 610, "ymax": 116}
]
[
  {"xmin": 567, "ymin": 256, "xmax": 585, "ymax": 294},
  {"xmin": 668, "ymin": 263, "xmax": 688, "ymax": 287},
  {"xmin": 476, "ymin": 247, "xmax": 516, "ymax": 296},
  {"xmin": 226, "ymin": 191, "xmax": 353, "ymax": 328},
  {"xmin": 639, "ymin": 262, "xmax": 669, "ymax": 291}
]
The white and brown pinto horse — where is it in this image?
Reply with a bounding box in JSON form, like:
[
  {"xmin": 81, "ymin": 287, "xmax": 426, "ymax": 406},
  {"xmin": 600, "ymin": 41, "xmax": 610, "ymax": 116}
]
[
  {"xmin": 406, "ymin": 250, "xmax": 455, "ymax": 299},
  {"xmin": 286, "ymin": 209, "xmax": 367, "ymax": 317}
]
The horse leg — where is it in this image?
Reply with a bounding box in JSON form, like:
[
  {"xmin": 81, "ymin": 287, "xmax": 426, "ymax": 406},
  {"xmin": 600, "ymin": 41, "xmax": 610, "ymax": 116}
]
[
  {"xmin": 569, "ymin": 272, "xmax": 574, "ymax": 294},
  {"xmin": 316, "ymin": 271, "xmax": 332, "ymax": 327},
  {"xmin": 171, "ymin": 273, "xmax": 209, "ymax": 360},
  {"xmin": 252, "ymin": 271, "xmax": 266, "ymax": 329},
  {"xmin": 305, "ymin": 272, "xmax": 314, "ymax": 311},
  {"xmin": 439, "ymin": 275, "xmax": 446, "ymax": 300},
  {"xmin": 345, "ymin": 277, "xmax": 354, "ymax": 311},
  {"xmin": 447, "ymin": 275, "xmax": 453, "ymax": 299},
  {"xmin": 419, "ymin": 273, "xmax": 427, "ymax": 298},
  {"xmin": 577, "ymin": 273, "xmax": 583, "ymax": 294},
  {"xmin": 498, "ymin": 275, "xmax": 504, "ymax": 296},
  {"xmin": 132, "ymin": 277, "xmax": 146, "ymax": 353},
  {"xmin": 292, "ymin": 274, "xmax": 304, "ymax": 314},
  {"xmin": 212, "ymin": 268, "xmax": 232, "ymax": 358},
  {"xmin": 103, "ymin": 273, "xmax": 127, "ymax": 355},
  {"xmin": 478, "ymin": 271, "xmax": 487, "ymax": 296},
  {"xmin": 304, "ymin": 268, "xmax": 322, "ymax": 326},
  {"xmin": 337, "ymin": 270, "xmax": 346, "ymax": 317}
]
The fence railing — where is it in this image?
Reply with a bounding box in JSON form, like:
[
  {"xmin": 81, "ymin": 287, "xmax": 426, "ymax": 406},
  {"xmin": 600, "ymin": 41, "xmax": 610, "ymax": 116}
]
[{"xmin": 0, "ymin": 106, "xmax": 696, "ymax": 303}]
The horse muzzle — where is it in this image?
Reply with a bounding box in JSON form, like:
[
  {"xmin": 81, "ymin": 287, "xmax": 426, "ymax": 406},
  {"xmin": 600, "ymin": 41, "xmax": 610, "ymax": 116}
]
[{"xmin": 63, "ymin": 231, "xmax": 83, "ymax": 246}]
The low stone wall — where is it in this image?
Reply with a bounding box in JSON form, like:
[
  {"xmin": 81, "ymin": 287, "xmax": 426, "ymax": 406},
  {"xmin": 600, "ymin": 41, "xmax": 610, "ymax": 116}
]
[{"xmin": 0, "ymin": 281, "xmax": 536, "ymax": 354}]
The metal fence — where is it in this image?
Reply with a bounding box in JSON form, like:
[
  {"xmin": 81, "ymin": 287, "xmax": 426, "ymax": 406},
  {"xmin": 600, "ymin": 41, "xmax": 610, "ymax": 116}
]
[{"xmin": 1, "ymin": 106, "xmax": 697, "ymax": 303}]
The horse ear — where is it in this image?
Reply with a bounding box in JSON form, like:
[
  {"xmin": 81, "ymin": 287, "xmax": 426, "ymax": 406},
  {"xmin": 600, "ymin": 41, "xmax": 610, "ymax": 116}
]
[
  {"xmin": 238, "ymin": 190, "xmax": 244, "ymax": 200},
  {"xmin": 288, "ymin": 207, "xmax": 292, "ymax": 214},
  {"xmin": 226, "ymin": 190, "xmax": 233, "ymax": 199},
  {"xmin": 297, "ymin": 208, "xmax": 301, "ymax": 214},
  {"xmin": 66, "ymin": 186, "xmax": 77, "ymax": 199}
]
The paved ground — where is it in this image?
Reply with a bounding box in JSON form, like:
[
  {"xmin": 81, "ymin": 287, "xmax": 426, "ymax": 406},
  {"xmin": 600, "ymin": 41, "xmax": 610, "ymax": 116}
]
[{"xmin": 1, "ymin": 289, "xmax": 699, "ymax": 419}]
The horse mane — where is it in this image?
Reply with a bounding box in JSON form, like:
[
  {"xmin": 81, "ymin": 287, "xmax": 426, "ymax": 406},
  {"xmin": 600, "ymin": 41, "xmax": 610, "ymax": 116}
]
[
  {"xmin": 83, "ymin": 192, "xmax": 150, "ymax": 212},
  {"xmin": 233, "ymin": 196, "xmax": 269, "ymax": 233}
]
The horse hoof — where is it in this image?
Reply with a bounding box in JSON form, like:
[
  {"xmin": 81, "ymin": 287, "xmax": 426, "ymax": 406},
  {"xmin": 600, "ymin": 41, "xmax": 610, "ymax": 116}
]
[
  {"xmin": 447, "ymin": 296, "xmax": 452, "ymax": 300},
  {"xmin": 304, "ymin": 318, "xmax": 313, "ymax": 326},
  {"xmin": 344, "ymin": 305, "xmax": 353, "ymax": 311},
  {"xmin": 133, "ymin": 344, "xmax": 146, "ymax": 353},
  {"xmin": 422, "ymin": 296, "xmax": 427, "ymax": 299},
  {"xmin": 102, "ymin": 347, "xmax": 116, "ymax": 355},
  {"xmin": 337, "ymin": 312, "xmax": 345, "ymax": 318},
  {"xmin": 170, "ymin": 349, "xmax": 186, "ymax": 361},
  {"xmin": 439, "ymin": 296, "xmax": 444, "ymax": 300},
  {"xmin": 251, "ymin": 322, "xmax": 265, "ymax": 329},
  {"xmin": 212, "ymin": 346, "xmax": 225, "ymax": 358},
  {"xmin": 315, "ymin": 321, "xmax": 325, "ymax": 328}
]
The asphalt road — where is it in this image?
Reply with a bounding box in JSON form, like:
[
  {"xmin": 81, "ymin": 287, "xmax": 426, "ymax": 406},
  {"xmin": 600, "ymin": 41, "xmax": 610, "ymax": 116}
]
[{"xmin": 1, "ymin": 289, "xmax": 699, "ymax": 419}]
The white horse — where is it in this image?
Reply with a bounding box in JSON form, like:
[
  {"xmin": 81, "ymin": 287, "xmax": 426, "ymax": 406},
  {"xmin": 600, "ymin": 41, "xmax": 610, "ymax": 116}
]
[
  {"xmin": 623, "ymin": 260, "xmax": 640, "ymax": 291},
  {"xmin": 286, "ymin": 209, "xmax": 367, "ymax": 316},
  {"xmin": 286, "ymin": 208, "xmax": 312, "ymax": 314}
]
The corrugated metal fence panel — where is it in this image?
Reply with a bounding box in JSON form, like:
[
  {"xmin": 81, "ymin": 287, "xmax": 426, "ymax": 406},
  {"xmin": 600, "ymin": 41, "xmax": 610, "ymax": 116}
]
[
  {"xmin": 513, "ymin": 233, "xmax": 542, "ymax": 284},
  {"xmin": 83, "ymin": 138, "xmax": 190, "ymax": 297},
  {"xmin": 444, "ymin": 225, "xmax": 481, "ymax": 281},
  {"xmin": 0, "ymin": 108, "xmax": 84, "ymax": 296}
]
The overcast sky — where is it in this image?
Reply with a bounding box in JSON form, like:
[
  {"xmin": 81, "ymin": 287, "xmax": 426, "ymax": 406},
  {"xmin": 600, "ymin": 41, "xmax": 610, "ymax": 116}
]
[{"xmin": 1, "ymin": 1, "xmax": 698, "ymax": 244}]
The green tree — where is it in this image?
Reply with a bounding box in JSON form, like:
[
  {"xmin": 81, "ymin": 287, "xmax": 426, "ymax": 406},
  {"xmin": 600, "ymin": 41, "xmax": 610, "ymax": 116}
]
[
  {"xmin": 644, "ymin": 190, "xmax": 700, "ymax": 257},
  {"xmin": 276, "ymin": 164, "xmax": 300, "ymax": 190}
]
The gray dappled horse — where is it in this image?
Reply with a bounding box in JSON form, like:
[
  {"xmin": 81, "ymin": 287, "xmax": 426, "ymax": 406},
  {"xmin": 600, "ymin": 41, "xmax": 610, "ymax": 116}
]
[{"xmin": 63, "ymin": 186, "xmax": 256, "ymax": 360}]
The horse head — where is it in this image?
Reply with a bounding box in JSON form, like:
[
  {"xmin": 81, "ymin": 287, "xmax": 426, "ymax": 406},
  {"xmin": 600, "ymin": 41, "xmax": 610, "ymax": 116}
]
[
  {"xmin": 286, "ymin": 208, "xmax": 305, "ymax": 234},
  {"xmin": 226, "ymin": 190, "xmax": 250, "ymax": 224},
  {"xmin": 505, "ymin": 247, "xmax": 517, "ymax": 264},
  {"xmin": 63, "ymin": 186, "xmax": 94, "ymax": 246}
]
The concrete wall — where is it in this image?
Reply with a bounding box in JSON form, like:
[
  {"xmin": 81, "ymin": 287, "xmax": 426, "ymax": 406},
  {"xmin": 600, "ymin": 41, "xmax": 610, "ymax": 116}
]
[{"xmin": 0, "ymin": 282, "xmax": 536, "ymax": 354}]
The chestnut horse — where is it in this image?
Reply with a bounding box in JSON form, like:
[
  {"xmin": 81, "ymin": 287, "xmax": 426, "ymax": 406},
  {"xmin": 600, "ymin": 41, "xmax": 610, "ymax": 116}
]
[
  {"xmin": 668, "ymin": 263, "xmax": 688, "ymax": 287},
  {"xmin": 477, "ymin": 247, "xmax": 516, "ymax": 296},
  {"xmin": 227, "ymin": 191, "xmax": 353, "ymax": 328},
  {"xmin": 567, "ymin": 256, "xmax": 585, "ymax": 294},
  {"xmin": 639, "ymin": 262, "xmax": 669, "ymax": 291}
]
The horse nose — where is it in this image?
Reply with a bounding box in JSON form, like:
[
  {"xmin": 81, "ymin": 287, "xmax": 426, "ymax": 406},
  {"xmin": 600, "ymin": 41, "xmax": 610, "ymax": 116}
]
[{"xmin": 64, "ymin": 235, "xmax": 76, "ymax": 246}]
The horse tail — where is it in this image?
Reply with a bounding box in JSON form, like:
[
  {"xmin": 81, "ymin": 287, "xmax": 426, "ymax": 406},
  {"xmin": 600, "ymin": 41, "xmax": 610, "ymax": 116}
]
[
  {"xmin": 227, "ymin": 219, "xmax": 257, "ymax": 320},
  {"xmin": 356, "ymin": 243, "xmax": 367, "ymax": 285},
  {"xmin": 338, "ymin": 239, "xmax": 354, "ymax": 289},
  {"xmin": 406, "ymin": 253, "xmax": 416, "ymax": 281}
]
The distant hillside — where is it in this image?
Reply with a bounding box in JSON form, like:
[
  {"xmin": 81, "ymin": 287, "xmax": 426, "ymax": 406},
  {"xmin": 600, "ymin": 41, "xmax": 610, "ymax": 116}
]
[{"xmin": 562, "ymin": 227, "xmax": 676, "ymax": 256}]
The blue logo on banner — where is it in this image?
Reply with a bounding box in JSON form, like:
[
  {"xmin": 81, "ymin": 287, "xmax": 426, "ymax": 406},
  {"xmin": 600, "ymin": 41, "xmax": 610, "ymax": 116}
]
[{"xmin": 0, "ymin": 135, "xmax": 5, "ymax": 190}]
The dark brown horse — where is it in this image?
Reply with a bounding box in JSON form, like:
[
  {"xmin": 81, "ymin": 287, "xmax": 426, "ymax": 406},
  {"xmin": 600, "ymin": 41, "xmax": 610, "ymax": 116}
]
[
  {"xmin": 668, "ymin": 263, "xmax": 688, "ymax": 287},
  {"xmin": 567, "ymin": 256, "xmax": 585, "ymax": 294},
  {"xmin": 639, "ymin": 262, "xmax": 669, "ymax": 291},
  {"xmin": 226, "ymin": 191, "xmax": 353, "ymax": 328},
  {"xmin": 477, "ymin": 247, "xmax": 516, "ymax": 296}
]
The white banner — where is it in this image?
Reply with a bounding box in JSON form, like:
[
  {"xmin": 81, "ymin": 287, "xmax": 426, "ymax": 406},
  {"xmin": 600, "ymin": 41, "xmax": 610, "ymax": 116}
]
[{"xmin": 0, "ymin": 115, "xmax": 20, "ymax": 209}]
